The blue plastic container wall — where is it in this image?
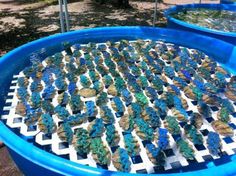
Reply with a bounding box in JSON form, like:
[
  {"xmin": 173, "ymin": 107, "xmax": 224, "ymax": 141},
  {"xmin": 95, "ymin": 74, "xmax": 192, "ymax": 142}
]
[
  {"xmin": 0, "ymin": 27, "xmax": 236, "ymax": 176},
  {"xmin": 221, "ymin": 0, "xmax": 236, "ymax": 4},
  {"xmin": 164, "ymin": 4, "xmax": 236, "ymax": 45}
]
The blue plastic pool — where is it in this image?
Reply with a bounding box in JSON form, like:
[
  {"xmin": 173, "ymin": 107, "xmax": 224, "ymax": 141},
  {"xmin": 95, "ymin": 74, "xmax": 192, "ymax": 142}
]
[
  {"xmin": 221, "ymin": 0, "xmax": 236, "ymax": 4},
  {"xmin": 0, "ymin": 26, "xmax": 236, "ymax": 176},
  {"xmin": 164, "ymin": 4, "xmax": 236, "ymax": 45}
]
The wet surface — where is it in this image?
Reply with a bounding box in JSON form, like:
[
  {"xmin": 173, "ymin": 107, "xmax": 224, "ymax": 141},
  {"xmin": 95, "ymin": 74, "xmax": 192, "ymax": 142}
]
[{"xmin": 171, "ymin": 8, "xmax": 236, "ymax": 33}]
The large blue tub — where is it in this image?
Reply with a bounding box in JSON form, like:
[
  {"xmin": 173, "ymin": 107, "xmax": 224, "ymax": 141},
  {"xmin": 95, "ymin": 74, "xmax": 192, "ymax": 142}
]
[
  {"xmin": 164, "ymin": 4, "xmax": 236, "ymax": 45},
  {"xmin": 0, "ymin": 27, "xmax": 236, "ymax": 176},
  {"xmin": 221, "ymin": 0, "xmax": 236, "ymax": 4}
]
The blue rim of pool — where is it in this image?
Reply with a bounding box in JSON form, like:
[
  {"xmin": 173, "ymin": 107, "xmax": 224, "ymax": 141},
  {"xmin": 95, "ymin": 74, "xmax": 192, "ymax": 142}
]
[
  {"xmin": 0, "ymin": 26, "xmax": 236, "ymax": 176},
  {"xmin": 221, "ymin": 0, "xmax": 236, "ymax": 4},
  {"xmin": 164, "ymin": 4, "xmax": 236, "ymax": 38}
]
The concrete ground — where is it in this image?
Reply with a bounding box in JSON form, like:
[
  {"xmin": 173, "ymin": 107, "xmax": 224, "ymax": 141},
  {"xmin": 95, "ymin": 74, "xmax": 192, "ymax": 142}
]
[{"xmin": 0, "ymin": 0, "xmax": 219, "ymax": 175}]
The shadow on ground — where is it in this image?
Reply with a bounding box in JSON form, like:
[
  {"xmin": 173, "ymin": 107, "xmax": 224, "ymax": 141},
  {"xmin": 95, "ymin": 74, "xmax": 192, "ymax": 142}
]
[
  {"xmin": 0, "ymin": 0, "xmax": 166, "ymax": 54},
  {"xmin": 0, "ymin": 0, "xmax": 83, "ymax": 5},
  {"xmin": 70, "ymin": 1, "xmax": 165, "ymax": 27},
  {"xmin": 0, "ymin": 2, "xmax": 60, "ymax": 53}
]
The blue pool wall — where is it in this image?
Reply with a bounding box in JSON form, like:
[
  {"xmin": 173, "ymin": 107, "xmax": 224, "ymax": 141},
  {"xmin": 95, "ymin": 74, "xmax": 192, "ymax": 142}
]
[
  {"xmin": 221, "ymin": 0, "xmax": 236, "ymax": 4},
  {"xmin": 0, "ymin": 26, "xmax": 236, "ymax": 176},
  {"xmin": 164, "ymin": 4, "xmax": 236, "ymax": 45}
]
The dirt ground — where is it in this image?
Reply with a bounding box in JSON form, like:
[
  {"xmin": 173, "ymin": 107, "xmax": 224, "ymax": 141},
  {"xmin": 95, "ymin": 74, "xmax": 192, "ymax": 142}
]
[
  {"xmin": 0, "ymin": 0, "xmax": 219, "ymax": 55},
  {"xmin": 0, "ymin": 147, "xmax": 22, "ymax": 176},
  {"xmin": 0, "ymin": 0, "xmax": 219, "ymax": 175}
]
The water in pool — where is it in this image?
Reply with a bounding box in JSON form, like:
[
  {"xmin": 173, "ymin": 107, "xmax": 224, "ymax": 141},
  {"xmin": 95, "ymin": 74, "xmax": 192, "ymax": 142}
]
[
  {"xmin": 171, "ymin": 8, "xmax": 236, "ymax": 33},
  {"xmin": 2, "ymin": 40, "xmax": 236, "ymax": 173}
]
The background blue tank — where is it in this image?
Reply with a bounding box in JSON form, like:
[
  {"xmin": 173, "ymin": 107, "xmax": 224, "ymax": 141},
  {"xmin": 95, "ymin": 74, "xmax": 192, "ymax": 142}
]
[
  {"xmin": 165, "ymin": 4, "xmax": 236, "ymax": 45},
  {"xmin": 221, "ymin": 0, "xmax": 236, "ymax": 4},
  {"xmin": 0, "ymin": 26, "xmax": 236, "ymax": 176}
]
